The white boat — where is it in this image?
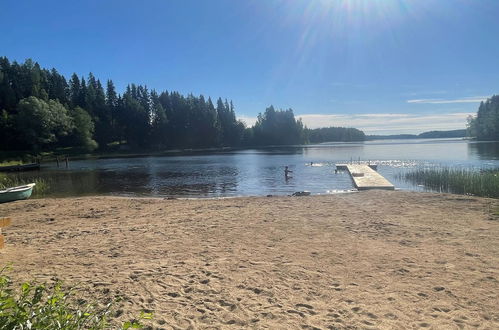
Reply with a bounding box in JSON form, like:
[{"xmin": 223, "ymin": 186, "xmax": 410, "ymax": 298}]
[{"xmin": 0, "ymin": 183, "xmax": 36, "ymax": 203}]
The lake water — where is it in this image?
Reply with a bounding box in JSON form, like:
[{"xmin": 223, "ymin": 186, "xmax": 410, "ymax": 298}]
[{"xmin": 12, "ymin": 139, "xmax": 499, "ymax": 198}]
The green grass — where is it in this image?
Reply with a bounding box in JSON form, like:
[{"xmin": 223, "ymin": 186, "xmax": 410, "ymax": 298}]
[
  {"xmin": 0, "ymin": 268, "xmax": 151, "ymax": 329},
  {"xmin": 0, "ymin": 173, "xmax": 48, "ymax": 197},
  {"xmin": 0, "ymin": 160, "xmax": 23, "ymax": 167},
  {"xmin": 402, "ymin": 167, "xmax": 499, "ymax": 198}
]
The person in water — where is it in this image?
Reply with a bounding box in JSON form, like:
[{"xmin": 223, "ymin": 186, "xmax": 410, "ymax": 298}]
[{"xmin": 284, "ymin": 166, "xmax": 293, "ymax": 179}]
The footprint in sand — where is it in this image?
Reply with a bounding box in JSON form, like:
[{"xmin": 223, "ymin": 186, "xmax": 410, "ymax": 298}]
[
  {"xmin": 218, "ymin": 299, "xmax": 237, "ymax": 311},
  {"xmin": 301, "ymin": 325, "xmax": 321, "ymax": 330},
  {"xmin": 247, "ymin": 287, "xmax": 262, "ymax": 294},
  {"xmin": 331, "ymin": 283, "xmax": 343, "ymax": 291},
  {"xmin": 287, "ymin": 309, "xmax": 305, "ymax": 317},
  {"xmin": 384, "ymin": 312, "xmax": 398, "ymax": 320},
  {"xmin": 296, "ymin": 303, "xmax": 317, "ymax": 315},
  {"xmin": 327, "ymin": 312, "xmax": 341, "ymax": 319},
  {"xmin": 296, "ymin": 303, "xmax": 314, "ymax": 309},
  {"xmin": 433, "ymin": 307, "xmax": 451, "ymax": 313}
]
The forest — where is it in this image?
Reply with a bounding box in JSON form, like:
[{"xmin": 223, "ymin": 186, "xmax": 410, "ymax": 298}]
[
  {"xmin": 307, "ymin": 127, "xmax": 365, "ymax": 143},
  {"xmin": 0, "ymin": 57, "xmax": 368, "ymax": 155},
  {"xmin": 366, "ymin": 129, "xmax": 467, "ymax": 140},
  {"xmin": 467, "ymin": 95, "xmax": 499, "ymax": 141}
]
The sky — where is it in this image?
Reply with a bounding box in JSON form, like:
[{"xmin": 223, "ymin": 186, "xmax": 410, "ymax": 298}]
[{"xmin": 2, "ymin": 0, "xmax": 499, "ymax": 134}]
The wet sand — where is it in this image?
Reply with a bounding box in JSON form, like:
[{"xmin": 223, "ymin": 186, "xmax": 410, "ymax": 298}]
[{"xmin": 0, "ymin": 191, "xmax": 498, "ymax": 329}]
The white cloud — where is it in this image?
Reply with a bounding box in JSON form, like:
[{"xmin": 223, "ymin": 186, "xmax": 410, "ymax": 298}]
[
  {"xmin": 405, "ymin": 90, "xmax": 448, "ymax": 96},
  {"xmin": 297, "ymin": 112, "xmax": 473, "ymax": 135},
  {"xmin": 240, "ymin": 112, "xmax": 473, "ymax": 135},
  {"xmin": 407, "ymin": 96, "xmax": 489, "ymax": 104},
  {"xmin": 238, "ymin": 115, "xmax": 258, "ymax": 127}
]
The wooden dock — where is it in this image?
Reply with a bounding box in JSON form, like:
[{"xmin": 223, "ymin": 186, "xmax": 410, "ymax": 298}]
[{"xmin": 336, "ymin": 164, "xmax": 395, "ymax": 190}]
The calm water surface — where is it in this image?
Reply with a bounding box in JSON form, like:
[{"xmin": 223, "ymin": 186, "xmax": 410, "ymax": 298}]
[{"xmin": 13, "ymin": 139, "xmax": 499, "ymax": 198}]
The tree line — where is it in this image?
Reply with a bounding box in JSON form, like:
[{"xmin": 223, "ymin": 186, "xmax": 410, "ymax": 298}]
[
  {"xmin": 307, "ymin": 127, "xmax": 365, "ymax": 143},
  {"xmin": 366, "ymin": 129, "xmax": 467, "ymax": 140},
  {"xmin": 0, "ymin": 57, "xmax": 367, "ymax": 154},
  {"xmin": 467, "ymin": 95, "xmax": 499, "ymax": 141}
]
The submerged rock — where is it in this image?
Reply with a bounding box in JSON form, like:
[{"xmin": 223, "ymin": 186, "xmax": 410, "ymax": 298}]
[{"xmin": 291, "ymin": 191, "xmax": 311, "ymax": 197}]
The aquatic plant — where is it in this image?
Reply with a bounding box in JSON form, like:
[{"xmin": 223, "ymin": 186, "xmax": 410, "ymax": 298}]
[
  {"xmin": 0, "ymin": 269, "xmax": 151, "ymax": 329},
  {"xmin": 402, "ymin": 167, "xmax": 499, "ymax": 198},
  {"xmin": 0, "ymin": 173, "xmax": 48, "ymax": 197}
]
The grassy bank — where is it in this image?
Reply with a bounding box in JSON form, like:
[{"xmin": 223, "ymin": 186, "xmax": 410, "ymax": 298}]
[
  {"xmin": 0, "ymin": 173, "xmax": 48, "ymax": 196},
  {"xmin": 0, "ymin": 160, "xmax": 23, "ymax": 167},
  {"xmin": 402, "ymin": 167, "xmax": 499, "ymax": 198}
]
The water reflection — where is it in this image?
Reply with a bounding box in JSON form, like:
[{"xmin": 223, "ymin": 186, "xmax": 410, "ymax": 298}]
[
  {"xmin": 8, "ymin": 139, "xmax": 499, "ymax": 198},
  {"xmin": 468, "ymin": 141, "xmax": 499, "ymax": 160}
]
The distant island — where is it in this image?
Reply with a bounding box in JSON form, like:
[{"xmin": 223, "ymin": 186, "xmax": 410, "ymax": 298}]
[
  {"xmin": 366, "ymin": 129, "xmax": 467, "ymax": 141},
  {"xmin": 306, "ymin": 127, "xmax": 366, "ymax": 143}
]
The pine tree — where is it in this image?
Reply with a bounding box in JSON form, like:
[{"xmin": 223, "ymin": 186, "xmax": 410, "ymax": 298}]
[
  {"xmin": 69, "ymin": 73, "xmax": 81, "ymax": 108},
  {"xmin": 150, "ymin": 90, "xmax": 168, "ymax": 148}
]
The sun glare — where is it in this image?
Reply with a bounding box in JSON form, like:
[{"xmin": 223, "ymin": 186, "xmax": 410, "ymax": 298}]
[{"xmin": 282, "ymin": 0, "xmax": 414, "ymax": 60}]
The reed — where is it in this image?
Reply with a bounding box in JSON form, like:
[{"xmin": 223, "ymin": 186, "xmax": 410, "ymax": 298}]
[
  {"xmin": 402, "ymin": 167, "xmax": 499, "ymax": 198},
  {"xmin": 0, "ymin": 173, "xmax": 48, "ymax": 197}
]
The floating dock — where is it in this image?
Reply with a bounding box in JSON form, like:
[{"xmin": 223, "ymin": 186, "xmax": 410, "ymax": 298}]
[{"xmin": 336, "ymin": 164, "xmax": 394, "ymax": 190}]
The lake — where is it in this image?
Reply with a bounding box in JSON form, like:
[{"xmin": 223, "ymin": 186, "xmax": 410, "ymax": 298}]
[{"xmin": 11, "ymin": 138, "xmax": 499, "ymax": 198}]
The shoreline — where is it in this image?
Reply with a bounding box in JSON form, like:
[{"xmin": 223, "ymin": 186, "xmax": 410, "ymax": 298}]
[
  {"xmin": 4, "ymin": 137, "xmax": 497, "ymax": 164},
  {"xmin": 28, "ymin": 189, "xmax": 361, "ymax": 201},
  {"xmin": 1, "ymin": 191, "xmax": 498, "ymax": 328}
]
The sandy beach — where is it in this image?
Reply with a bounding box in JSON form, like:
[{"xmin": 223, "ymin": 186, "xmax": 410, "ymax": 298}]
[{"xmin": 0, "ymin": 191, "xmax": 498, "ymax": 329}]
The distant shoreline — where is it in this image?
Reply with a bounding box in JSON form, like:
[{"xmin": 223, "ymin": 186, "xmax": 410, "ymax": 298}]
[
  {"xmin": 4, "ymin": 135, "xmax": 493, "ymax": 165},
  {"xmin": 366, "ymin": 128, "xmax": 468, "ymax": 141}
]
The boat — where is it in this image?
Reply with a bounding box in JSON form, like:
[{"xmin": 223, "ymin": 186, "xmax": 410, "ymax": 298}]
[
  {"xmin": 0, "ymin": 163, "xmax": 40, "ymax": 172},
  {"xmin": 0, "ymin": 183, "xmax": 36, "ymax": 203}
]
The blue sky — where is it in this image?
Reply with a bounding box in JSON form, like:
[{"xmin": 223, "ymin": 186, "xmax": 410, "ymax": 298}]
[{"xmin": 2, "ymin": 0, "xmax": 499, "ymax": 134}]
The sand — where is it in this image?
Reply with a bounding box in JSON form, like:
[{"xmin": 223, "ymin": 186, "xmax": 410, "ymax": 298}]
[{"xmin": 0, "ymin": 191, "xmax": 498, "ymax": 329}]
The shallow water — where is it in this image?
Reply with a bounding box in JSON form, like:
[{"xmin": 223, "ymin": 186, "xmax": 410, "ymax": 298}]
[{"xmin": 11, "ymin": 139, "xmax": 499, "ymax": 198}]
